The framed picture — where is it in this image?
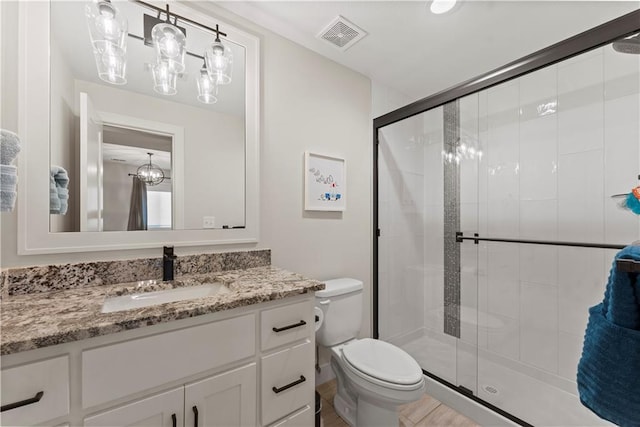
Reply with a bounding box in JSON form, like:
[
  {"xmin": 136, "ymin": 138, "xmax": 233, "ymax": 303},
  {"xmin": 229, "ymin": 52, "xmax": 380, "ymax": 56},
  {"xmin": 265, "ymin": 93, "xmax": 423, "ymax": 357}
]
[{"xmin": 304, "ymin": 151, "xmax": 346, "ymax": 211}]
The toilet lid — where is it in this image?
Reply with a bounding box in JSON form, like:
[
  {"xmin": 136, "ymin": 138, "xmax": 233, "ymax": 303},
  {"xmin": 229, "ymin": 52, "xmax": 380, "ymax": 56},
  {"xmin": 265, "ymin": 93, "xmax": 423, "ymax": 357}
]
[{"xmin": 341, "ymin": 338, "xmax": 423, "ymax": 385}]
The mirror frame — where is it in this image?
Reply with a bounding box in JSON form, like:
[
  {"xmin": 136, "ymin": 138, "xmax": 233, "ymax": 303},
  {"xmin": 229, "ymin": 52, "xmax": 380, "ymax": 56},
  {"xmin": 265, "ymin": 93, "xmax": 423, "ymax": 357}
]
[{"xmin": 17, "ymin": 1, "xmax": 260, "ymax": 254}]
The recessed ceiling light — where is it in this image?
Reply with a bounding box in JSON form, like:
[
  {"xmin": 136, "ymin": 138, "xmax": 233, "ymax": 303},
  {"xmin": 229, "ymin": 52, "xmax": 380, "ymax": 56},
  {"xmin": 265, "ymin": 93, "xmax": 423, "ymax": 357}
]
[{"xmin": 430, "ymin": 0, "xmax": 457, "ymax": 15}]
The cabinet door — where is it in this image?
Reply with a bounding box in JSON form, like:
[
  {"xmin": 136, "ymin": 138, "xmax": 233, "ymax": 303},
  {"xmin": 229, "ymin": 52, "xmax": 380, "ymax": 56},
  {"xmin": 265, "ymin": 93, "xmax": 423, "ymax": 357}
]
[
  {"xmin": 185, "ymin": 363, "xmax": 256, "ymax": 427},
  {"xmin": 84, "ymin": 387, "xmax": 183, "ymax": 427}
]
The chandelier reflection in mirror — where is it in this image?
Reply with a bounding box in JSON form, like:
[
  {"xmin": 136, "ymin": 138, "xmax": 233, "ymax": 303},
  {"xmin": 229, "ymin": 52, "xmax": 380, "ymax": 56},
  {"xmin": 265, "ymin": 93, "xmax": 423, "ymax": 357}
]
[
  {"xmin": 85, "ymin": 0, "xmax": 233, "ymax": 104},
  {"xmin": 135, "ymin": 153, "xmax": 165, "ymax": 186}
]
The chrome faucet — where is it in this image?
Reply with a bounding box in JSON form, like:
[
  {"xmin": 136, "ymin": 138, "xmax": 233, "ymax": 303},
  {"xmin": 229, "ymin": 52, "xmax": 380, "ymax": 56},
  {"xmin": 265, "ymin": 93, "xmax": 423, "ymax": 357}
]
[{"xmin": 163, "ymin": 246, "xmax": 177, "ymax": 281}]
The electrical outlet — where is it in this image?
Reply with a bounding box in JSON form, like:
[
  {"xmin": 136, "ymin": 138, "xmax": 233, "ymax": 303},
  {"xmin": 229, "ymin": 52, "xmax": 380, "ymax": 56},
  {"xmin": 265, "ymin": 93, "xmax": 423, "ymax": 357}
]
[{"xmin": 203, "ymin": 216, "xmax": 215, "ymax": 229}]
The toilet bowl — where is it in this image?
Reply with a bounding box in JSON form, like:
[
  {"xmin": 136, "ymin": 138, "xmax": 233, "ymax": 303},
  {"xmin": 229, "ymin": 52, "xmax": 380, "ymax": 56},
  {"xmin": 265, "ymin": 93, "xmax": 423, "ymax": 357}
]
[{"xmin": 316, "ymin": 278, "xmax": 426, "ymax": 427}]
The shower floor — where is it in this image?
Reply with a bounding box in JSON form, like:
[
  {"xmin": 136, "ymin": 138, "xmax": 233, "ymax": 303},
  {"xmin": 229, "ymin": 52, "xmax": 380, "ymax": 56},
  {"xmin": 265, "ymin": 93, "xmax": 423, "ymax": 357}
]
[{"xmin": 391, "ymin": 329, "xmax": 613, "ymax": 427}]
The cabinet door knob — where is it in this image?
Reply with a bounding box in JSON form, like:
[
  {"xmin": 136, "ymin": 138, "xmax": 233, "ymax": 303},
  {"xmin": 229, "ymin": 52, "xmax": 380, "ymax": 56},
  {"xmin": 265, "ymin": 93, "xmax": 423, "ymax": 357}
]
[
  {"xmin": 272, "ymin": 375, "xmax": 306, "ymax": 394},
  {"xmin": 171, "ymin": 413, "xmax": 177, "ymax": 427},
  {"xmin": 192, "ymin": 405, "xmax": 199, "ymax": 427},
  {"xmin": 272, "ymin": 320, "xmax": 307, "ymax": 332},
  {"xmin": 1, "ymin": 391, "xmax": 44, "ymax": 412}
]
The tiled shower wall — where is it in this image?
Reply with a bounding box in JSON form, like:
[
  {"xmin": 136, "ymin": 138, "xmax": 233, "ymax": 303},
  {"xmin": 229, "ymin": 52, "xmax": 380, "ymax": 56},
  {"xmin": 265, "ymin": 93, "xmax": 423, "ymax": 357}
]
[{"xmin": 378, "ymin": 38, "xmax": 640, "ymax": 426}]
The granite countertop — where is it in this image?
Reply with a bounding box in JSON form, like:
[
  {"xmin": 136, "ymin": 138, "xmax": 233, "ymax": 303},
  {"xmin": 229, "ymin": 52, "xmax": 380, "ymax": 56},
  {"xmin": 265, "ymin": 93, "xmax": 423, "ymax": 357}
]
[{"xmin": 1, "ymin": 266, "xmax": 324, "ymax": 355}]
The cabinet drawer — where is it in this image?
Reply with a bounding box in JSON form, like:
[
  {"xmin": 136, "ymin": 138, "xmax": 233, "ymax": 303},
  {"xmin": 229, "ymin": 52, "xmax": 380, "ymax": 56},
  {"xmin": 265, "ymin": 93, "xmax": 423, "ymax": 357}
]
[
  {"xmin": 268, "ymin": 404, "xmax": 314, "ymax": 427},
  {"xmin": 1, "ymin": 356, "xmax": 69, "ymax": 426},
  {"xmin": 261, "ymin": 300, "xmax": 313, "ymax": 351},
  {"xmin": 83, "ymin": 314, "xmax": 255, "ymax": 408},
  {"xmin": 261, "ymin": 339, "xmax": 314, "ymax": 426}
]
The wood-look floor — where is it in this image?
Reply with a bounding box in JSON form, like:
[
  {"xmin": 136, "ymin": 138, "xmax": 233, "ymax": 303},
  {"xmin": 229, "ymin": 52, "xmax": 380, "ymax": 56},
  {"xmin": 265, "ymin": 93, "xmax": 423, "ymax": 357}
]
[{"xmin": 317, "ymin": 379, "xmax": 480, "ymax": 427}]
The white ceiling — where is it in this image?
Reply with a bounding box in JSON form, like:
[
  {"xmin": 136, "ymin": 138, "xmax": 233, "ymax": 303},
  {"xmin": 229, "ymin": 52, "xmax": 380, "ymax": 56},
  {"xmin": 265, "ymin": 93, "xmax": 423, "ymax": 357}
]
[{"xmin": 216, "ymin": 0, "xmax": 640, "ymax": 109}]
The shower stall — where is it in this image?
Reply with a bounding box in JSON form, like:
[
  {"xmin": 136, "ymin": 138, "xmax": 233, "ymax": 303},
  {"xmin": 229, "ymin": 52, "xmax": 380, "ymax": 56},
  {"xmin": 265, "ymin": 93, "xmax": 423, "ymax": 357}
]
[{"xmin": 374, "ymin": 11, "xmax": 640, "ymax": 426}]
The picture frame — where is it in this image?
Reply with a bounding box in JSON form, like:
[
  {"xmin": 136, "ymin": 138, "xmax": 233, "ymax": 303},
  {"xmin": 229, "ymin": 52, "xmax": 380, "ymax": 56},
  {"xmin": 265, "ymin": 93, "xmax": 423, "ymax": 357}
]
[{"xmin": 304, "ymin": 151, "xmax": 346, "ymax": 211}]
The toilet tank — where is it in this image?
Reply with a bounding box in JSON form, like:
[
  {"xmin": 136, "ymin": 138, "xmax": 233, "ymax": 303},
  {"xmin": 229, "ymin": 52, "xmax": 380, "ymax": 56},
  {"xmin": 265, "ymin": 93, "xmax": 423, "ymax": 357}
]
[{"xmin": 315, "ymin": 278, "xmax": 363, "ymax": 347}]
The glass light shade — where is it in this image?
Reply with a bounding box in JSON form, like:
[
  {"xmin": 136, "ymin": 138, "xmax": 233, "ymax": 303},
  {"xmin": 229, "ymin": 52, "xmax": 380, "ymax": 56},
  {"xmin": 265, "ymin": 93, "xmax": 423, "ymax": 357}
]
[
  {"xmin": 152, "ymin": 23, "xmax": 186, "ymax": 73},
  {"xmin": 93, "ymin": 45, "xmax": 127, "ymax": 85},
  {"xmin": 85, "ymin": 0, "xmax": 128, "ymax": 54},
  {"xmin": 136, "ymin": 154, "xmax": 165, "ymax": 186},
  {"xmin": 196, "ymin": 67, "xmax": 217, "ymax": 104},
  {"xmin": 204, "ymin": 40, "xmax": 233, "ymax": 85},
  {"xmin": 152, "ymin": 62, "xmax": 177, "ymax": 95}
]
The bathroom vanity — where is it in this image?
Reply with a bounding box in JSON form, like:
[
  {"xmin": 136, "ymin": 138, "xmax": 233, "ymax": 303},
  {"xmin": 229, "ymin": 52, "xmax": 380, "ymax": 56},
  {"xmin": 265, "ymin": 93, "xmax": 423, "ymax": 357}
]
[{"xmin": 0, "ymin": 260, "xmax": 323, "ymax": 427}]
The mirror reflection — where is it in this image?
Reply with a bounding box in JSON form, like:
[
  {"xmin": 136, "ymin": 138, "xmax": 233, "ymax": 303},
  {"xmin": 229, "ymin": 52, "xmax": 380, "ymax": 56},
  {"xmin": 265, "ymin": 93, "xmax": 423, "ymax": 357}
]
[{"xmin": 49, "ymin": 0, "xmax": 246, "ymax": 233}]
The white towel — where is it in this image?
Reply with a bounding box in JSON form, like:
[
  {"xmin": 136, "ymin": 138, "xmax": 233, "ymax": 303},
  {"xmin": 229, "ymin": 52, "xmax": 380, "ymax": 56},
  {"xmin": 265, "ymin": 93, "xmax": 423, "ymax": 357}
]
[
  {"xmin": 1, "ymin": 129, "xmax": 21, "ymax": 165},
  {"xmin": 0, "ymin": 190, "xmax": 16, "ymax": 212}
]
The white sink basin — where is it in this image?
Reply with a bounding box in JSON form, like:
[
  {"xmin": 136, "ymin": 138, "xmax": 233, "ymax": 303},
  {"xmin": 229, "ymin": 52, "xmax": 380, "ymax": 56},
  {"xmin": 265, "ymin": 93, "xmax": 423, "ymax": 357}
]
[{"xmin": 101, "ymin": 283, "xmax": 229, "ymax": 313}]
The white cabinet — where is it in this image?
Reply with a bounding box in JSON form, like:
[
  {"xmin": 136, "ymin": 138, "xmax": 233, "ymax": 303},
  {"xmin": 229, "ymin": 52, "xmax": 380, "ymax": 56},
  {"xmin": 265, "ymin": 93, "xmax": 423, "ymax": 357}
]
[
  {"xmin": 1, "ymin": 294, "xmax": 315, "ymax": 427},
  {"xmin": 185, "ymin": 364, "xmax": 257, "ymax": 427},
  {"xmin": 85, "ymin": 364, "xmax": 256, "ymax": 427},
  {"xmin": 84, "ymin": 387, "xmax": 183, "ymax": 427},
  {"xmin": 0, "ymin": 356, "xmax": 69, "ymax": 426}
]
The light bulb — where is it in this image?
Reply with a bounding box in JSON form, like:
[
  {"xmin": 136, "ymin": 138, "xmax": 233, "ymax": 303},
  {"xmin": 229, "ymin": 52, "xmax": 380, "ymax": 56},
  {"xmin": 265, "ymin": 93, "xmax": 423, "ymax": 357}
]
[{"xmin": 159, "ymin": 31, "xmax": 180, "ymax": 58}]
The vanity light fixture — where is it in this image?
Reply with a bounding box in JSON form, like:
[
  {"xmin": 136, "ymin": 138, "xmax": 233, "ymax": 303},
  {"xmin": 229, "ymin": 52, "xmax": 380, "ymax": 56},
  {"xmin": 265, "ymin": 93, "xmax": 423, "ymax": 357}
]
[
  {"xmin": 85, "ymin": 0, "xmax": 128, "ymax": 84},
  {"xmin": 204, "ymin": 24, "xmax": 233, "ymax": 85},
  {"xmin": 136, "ymin": 153, "xmax": 165, "ymax": 186},
  {"xmin": 196, "ymin": 63, "xmax": 218, "ymax": 104},
  {"xmin": 85, "ymin": 0, "xmax": 233, "ymax": 101},
  {"xmin": 430, "ymin": 0, "xmax": 457, "ymax": 15}
]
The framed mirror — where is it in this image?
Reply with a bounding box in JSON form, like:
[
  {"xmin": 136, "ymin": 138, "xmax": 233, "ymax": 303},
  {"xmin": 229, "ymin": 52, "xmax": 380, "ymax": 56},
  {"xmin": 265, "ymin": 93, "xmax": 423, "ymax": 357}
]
[{"xmin": 17, "ymin": 1, "xmax": 260, "ymax": 254}]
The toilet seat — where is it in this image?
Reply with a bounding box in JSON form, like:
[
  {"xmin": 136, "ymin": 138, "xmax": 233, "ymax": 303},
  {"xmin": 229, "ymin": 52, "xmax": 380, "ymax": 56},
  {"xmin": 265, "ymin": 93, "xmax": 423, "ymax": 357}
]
[{"xmin": 340, "ymin": 338, "xmax": 424, "ymax": 391}]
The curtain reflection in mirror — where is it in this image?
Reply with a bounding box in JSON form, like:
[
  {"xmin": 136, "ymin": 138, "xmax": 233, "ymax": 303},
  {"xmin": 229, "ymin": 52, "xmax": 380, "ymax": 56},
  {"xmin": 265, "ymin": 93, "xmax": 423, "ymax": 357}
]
[{"xmin": 127, "ymin": 176, "xmax": 147, "ymax": 230}]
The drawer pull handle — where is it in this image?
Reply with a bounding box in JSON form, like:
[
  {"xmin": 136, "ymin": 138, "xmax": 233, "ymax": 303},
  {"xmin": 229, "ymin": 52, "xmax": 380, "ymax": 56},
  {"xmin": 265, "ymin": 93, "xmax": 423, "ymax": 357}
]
[
  {"xmin": 1, "ymin": 391, "xmax": 44, "ymax": 412},
  {"xmin": 172, "ymin": 413, "xmax": 177, "ymax": 427},
  {"xmin": 192, "ymin": 405, "xmax": 198, "ymax": 427},
  {"xmin": 272, "ymin": 320, "xmax": 307, "ymax": 333},
  {"xmin": 272, "ymin": 375, "xmax": 306, "ymax": 394}
]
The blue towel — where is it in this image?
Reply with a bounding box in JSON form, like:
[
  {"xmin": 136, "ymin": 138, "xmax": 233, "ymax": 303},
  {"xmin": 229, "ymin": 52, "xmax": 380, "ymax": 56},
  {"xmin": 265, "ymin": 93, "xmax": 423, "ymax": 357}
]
[
  {"xmin": 577, "ymin": 245, "xmax": 640, "ymax": 426},
  {"xmin": 50, "ymin": 166, "xmax": 69, "ymax": 215},
  {"xmin": 49, "ymin": 174, "xmax": 60, "ymax": 214},
  {"xmin": 0, "ymin": 129, "xmax": 21, "ymax": 165},
  {"xmin": 0, "ymin": 190, "xmax": 16, "ymax": 212}
]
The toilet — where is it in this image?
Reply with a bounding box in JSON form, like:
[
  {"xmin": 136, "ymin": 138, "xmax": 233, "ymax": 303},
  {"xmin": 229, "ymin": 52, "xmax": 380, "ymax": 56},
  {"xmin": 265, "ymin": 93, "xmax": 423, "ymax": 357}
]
[{"xmin": 315, "ymin": 278, "xmax": 426, "ymax": 427}]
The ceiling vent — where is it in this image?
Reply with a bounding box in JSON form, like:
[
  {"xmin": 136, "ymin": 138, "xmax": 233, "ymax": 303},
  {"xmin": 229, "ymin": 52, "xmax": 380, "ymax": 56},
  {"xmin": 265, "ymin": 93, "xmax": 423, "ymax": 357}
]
[{"xmin": 317, "ymin": 15, "xmax": 367, "ymax": 51}]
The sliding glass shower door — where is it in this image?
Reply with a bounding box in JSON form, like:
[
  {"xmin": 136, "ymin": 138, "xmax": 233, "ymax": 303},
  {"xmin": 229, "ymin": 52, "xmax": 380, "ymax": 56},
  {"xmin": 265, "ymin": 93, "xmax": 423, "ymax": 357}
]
[{"xmin": 376, "ymin": 29, "xmax": 640, "ymax": 426}]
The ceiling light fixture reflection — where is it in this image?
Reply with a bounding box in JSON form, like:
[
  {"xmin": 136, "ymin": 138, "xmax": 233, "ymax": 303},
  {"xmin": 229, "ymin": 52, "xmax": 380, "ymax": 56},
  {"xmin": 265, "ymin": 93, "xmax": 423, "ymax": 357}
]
[
  {"xmin": 430, "ymin": 0, "xmax": 457, "ymax": 15},
  {"xmin": 205, "ymin": 24, "xmax": 233, "ymax": 85},
  {"xmin": 197, "ymin": 64, "xmax": 218, "ymax": 104},
  {"xmin": 136, "ymin": 153, "xmax": 165, "ymax": 186},
  {"xmin": 152, "ymin": 61, "xmax": 177, "ymax": 95},
  {"xmin": 85, "ymin": 0, "xmax": 128, "ymax": 84}
]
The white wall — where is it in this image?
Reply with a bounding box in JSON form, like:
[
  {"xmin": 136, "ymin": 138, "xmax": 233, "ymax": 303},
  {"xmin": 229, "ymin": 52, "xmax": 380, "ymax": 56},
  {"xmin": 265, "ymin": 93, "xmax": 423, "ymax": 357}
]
[{"xmin": 1, "ymin": 1, "xmax": 372, "ymax": 336}]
